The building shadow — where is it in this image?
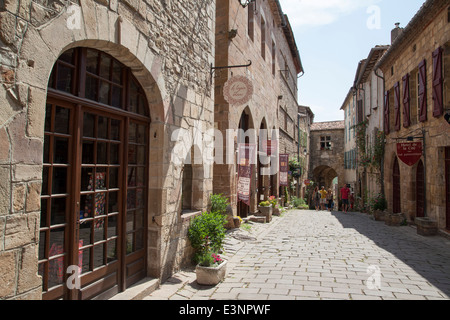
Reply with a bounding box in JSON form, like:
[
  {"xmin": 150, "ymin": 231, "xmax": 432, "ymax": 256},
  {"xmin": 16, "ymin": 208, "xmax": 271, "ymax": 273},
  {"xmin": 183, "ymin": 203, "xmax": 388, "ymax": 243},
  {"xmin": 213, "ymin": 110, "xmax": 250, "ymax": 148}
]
[{"xmin": 330, "ymin": 211, "xmax": 450, "ymax": 298}]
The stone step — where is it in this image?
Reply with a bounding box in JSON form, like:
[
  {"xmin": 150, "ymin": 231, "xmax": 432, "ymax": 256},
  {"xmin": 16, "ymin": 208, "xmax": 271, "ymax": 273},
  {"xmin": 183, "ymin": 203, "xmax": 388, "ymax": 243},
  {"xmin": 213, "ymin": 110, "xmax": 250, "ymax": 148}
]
[
  {"xmin": 109, "ymin": 277, "xmax": 159, "ymax": 300},
  {"xmin": 246, "ymin": 215, "xmax": 266, "ymax": 223}
]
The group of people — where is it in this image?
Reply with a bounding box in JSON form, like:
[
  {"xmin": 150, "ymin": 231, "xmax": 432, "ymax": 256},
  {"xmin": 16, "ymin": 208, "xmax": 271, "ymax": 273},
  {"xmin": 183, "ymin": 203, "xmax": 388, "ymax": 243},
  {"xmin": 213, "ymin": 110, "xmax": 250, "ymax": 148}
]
[{"xmin": 312, "ymin": 184, "xmax": 353, "ymax": 213}]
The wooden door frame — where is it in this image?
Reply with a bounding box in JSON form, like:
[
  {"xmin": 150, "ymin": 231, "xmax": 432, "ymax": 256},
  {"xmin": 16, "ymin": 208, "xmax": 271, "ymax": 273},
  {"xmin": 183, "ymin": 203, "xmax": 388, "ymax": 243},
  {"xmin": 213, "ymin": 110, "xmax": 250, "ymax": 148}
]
[
  {"xmin": 393, "ymin": 157, "xmax": 401, "ymax": 214},
  {"xmin": 416, "ymin": 160, "xmax": 425, "ymax": 219}
]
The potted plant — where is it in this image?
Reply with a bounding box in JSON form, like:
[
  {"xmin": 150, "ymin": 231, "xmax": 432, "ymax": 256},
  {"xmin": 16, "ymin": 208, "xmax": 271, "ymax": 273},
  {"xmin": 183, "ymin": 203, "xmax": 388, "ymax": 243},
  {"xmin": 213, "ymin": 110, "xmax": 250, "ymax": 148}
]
[
  {"xmin": 188, "ymin": 211, "xmax": 227, "ymax": 286},
  {"xmin": 268, "ymin": 196, "xmax": 280, "ymax": 216},
  {"xmin": 257, "ymin": 200, "xmax": 273, "ymax": 222},
  {"xmin": 194, "ymin": 239, "xmax": 228, "ymax": 286},
  {"xmin": 370, "ymin": 193, "xmax": 387, "ymax": 221}
]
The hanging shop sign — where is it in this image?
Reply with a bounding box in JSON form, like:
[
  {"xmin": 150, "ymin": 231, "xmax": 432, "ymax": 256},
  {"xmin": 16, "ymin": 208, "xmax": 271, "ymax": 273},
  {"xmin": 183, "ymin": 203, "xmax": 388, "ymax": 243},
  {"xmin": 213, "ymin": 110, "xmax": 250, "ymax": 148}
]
[
  {"xmin": 262, "ymin": 139, "xmax": 278, "ymax": 156},
  {"xmin": 279, "ymin": 154, "xmax": 289, "ymax": 187},
  {"xmin": 397, "ymin": 142, "xmax": 423, "ymax": 166},
  {"xmin": 237, "ymin": 143, "xmax": 257, "ymax": 206},
  {"xmin": 223, "ymin": 75, "xmax": 253, "ymax": 106}
]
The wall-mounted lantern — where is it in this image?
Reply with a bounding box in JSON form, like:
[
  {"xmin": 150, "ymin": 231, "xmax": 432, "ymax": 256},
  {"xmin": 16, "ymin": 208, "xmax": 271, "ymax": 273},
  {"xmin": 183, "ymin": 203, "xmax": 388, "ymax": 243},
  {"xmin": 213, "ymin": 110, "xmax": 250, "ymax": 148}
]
[{"xmin": 238, "ymin": 0, "xmax": 255, "ymax": 8}]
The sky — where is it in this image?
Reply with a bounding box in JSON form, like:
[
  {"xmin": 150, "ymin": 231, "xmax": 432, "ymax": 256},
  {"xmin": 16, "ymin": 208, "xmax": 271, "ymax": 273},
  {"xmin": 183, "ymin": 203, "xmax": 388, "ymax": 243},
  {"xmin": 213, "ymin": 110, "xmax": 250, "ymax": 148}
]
[{"xmin": 278, "ymin": 0, "xmax": 427, "ymax": 123}]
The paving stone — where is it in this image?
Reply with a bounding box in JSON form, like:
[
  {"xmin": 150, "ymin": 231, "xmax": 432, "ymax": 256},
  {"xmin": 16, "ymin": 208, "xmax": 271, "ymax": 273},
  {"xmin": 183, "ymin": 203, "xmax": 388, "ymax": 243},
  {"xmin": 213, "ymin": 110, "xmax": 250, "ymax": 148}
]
[{"xmin": 143, "ymin": 210, "xmax": 450, "ymax": 301}]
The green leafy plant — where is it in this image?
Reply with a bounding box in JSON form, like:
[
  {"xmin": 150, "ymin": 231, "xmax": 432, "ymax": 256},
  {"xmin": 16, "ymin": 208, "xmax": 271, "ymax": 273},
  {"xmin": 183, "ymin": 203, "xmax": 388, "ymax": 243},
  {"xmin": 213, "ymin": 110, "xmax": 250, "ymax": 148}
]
[
  {"xmin": 369, "ymin": 193, "xmax": 387, "ymax": 212},
  {"xmin": 195, "ymin": 238, "xmax": 224, "ymax": 267},
  {"xmin": 259, "ymin": 201, "xmax": 271, "ymax": 207},
  {"xmin": 188, "ymin": 212, "xmax": 227, "ymax": 265},
  {"xmin": 210, "ymin": 194, "xmax": 230, "ymax": 216},
  {"xmin": 291, "ymin": 196, "xmax": 309, "ymax": 210},
  {"xmin": 268, "ymin": 196, "xmax": 277, "ymax": 207}
]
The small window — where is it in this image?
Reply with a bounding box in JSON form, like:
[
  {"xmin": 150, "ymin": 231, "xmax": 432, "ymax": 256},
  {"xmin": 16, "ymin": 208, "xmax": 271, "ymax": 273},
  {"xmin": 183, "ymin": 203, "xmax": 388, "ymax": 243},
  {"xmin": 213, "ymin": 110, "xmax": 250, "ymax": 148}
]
[
  {"xmin": 248, "ymin": 2, "xmax": 255, "ymax": 41},
  {"xmin": 272, "ymin": 40, "xmax": 276, "ymax": 76},
  {"xmin": 261, "ymin": 16, "xmax": 266, "ymax": 60},
  {"xmin": 320, "ymin": 136, "xmax": 332, "ymax": 151}
]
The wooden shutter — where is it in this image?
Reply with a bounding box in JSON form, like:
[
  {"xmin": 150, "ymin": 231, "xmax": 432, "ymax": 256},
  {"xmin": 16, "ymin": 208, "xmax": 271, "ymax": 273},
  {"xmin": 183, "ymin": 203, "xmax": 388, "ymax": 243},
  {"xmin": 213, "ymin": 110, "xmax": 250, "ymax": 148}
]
[
  {"xmin": 384, "ymin": 90, "xmax": 390, "ymax": 134},
  {"xmin": 432, "ymin": 47, "xmax": 443, "ymax": 117},
  {"xmin": 402, "ymin": 73, "xmax": 411, "ymax": 128},
  {"xmin": 357, "ymin": 100, "xmax": 363, "ymax": 124},
  {"xmin": 394, "ymin": 82, "xmax": 401, "ymax": 131},
  {"xmin": 418, "ymin": 59, "xmax": 427, "ymax": 122}
]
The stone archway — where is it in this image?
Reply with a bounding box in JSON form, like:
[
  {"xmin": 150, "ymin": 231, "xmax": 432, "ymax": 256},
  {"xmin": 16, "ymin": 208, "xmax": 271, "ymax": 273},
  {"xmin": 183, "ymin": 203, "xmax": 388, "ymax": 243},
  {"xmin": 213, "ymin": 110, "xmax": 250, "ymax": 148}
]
[{"xmin": 313, "ymin": 165, "xmax": 339, "ymax": 190}]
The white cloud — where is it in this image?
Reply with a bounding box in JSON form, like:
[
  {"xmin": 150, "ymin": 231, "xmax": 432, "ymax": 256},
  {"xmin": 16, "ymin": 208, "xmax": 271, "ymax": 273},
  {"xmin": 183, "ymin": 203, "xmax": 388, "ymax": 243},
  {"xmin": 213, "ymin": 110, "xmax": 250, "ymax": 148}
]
[{"xmin": 279, "ymin": 0, "xmax": 382, "ymax": 28}]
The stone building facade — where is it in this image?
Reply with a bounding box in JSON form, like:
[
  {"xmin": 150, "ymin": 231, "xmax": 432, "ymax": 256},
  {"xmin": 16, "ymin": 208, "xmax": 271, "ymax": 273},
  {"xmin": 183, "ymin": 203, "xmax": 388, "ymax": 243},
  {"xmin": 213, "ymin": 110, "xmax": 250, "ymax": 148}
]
[
  {"xmin": 0, "ymin": 0, "xmax": 215, "ymax": 300},
  {"xmin": 213, "ymin": 0, "xmax": 303, "ymax": 217},
  {"xmin": 341, "ymin": 88, "xmax": 357, "ymax": 191},
  {"xmin": 309, "ymin": 121, "xmax": 345, "ymax": 199},
  {"xmin": 353, "ymin": 46, "xmax": 388, "ymax": 204},
  {"xmin": 296, "ymin": 105, "xmax": 314, "ymax": 199},
  {"xmin": 375, "ymin": 0, "xmax": 450, "ymax": 231}
]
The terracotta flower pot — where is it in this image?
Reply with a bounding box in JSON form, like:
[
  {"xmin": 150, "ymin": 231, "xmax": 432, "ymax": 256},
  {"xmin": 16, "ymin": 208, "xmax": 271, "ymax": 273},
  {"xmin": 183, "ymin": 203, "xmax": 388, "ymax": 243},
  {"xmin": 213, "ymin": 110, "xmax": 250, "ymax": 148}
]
[{"xmin": 196, "ymin": 260, "xmax": 227, "ymax": 286}]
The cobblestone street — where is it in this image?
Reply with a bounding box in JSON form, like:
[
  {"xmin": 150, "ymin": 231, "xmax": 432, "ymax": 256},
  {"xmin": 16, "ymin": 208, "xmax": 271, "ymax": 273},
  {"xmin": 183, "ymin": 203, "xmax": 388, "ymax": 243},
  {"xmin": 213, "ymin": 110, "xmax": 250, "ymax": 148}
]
[{"xmin": 145, "ymin": 210, "xmax": 450, "ymax": 300}]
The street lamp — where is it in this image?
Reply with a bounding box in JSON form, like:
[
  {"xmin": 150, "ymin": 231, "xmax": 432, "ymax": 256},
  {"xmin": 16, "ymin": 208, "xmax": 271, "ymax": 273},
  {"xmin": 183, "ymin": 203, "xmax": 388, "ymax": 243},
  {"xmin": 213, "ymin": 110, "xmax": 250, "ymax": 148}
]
[{"xmin": 238, "ymin": 0, "xmax": 255, "ymax": 8}]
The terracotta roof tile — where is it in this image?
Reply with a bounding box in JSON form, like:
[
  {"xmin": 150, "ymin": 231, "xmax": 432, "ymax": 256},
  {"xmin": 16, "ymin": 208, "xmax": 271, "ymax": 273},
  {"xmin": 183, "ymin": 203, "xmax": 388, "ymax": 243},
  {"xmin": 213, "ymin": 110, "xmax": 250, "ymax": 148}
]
[{"xmin": 311, "ymin": 121, "xmax": 345, "ymax": 131}]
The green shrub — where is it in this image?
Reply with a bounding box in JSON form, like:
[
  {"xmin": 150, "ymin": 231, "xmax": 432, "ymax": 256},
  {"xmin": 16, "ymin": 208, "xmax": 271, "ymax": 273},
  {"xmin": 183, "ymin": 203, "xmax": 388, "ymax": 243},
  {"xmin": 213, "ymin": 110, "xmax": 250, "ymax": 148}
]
[
  {"xmin": 369, "ymin": 193, "xmax": 387, "ymax": 211},
  {"xmin": 210, "ymin": 194, "xmax": 230, "ymax": 216},
  {"xmin": 188, "ymin": 212, "xmax": 227, "ymax": 264},
  {"xmin": 291, "ymin": 196, "xmax": 306, "ymax": 208}
]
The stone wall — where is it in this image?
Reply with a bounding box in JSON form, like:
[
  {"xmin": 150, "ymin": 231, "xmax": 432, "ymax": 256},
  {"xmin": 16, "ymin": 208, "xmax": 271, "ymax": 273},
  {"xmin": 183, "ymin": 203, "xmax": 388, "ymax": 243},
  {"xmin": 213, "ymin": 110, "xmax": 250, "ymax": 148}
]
[
  {"xmin": 0, "ymin": 0, "xmax": 215, "ymax": 299},
  {"xmin": 378, "ymin": 0, "xmax": 449, "ymax": 228},
  {"xmin": 213, "ymin": 0, "xmax": 302, "ymax": 214}
]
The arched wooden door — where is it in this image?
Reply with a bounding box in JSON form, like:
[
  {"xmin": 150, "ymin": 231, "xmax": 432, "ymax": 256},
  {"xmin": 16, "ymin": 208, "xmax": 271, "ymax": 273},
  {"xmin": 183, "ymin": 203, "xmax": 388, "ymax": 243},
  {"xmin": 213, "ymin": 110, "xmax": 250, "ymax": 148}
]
[
  {"xmin": 416, "ymin": 160, "xmax": 425, "ymax": 218},
  {"xmin": 393, "ymin": 157, "xmax": 401, "ymax": 214},
  {"xmin": 39, "ymin": 48, "xmax": 150, "ymax": 300}
]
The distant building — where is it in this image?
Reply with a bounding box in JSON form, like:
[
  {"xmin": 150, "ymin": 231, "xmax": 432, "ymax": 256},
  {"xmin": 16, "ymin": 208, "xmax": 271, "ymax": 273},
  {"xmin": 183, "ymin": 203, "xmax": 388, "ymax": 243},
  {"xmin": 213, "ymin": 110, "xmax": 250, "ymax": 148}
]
[{"xmin": 309, "ymin": 121, "xmax": 345, "ymax": 200}]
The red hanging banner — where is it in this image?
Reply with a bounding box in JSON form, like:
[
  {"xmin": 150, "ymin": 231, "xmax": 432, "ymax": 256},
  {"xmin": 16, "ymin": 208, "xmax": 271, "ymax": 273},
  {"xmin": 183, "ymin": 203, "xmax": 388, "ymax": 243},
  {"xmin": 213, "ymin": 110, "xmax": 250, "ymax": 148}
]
[
  {"xmin": 237, "ymin": 144, "xmax": 257, "ymax": 206},
  {"xmin": 262, "ymin": 139, "xmax": 278, "ymax": 156},
  {"xmin": 397, "ymin": 142, "xmax": 423, "ymax": 166},
  {"xmin": 279, "ymin": 154, "xmax": 289, "ymax": 187}
]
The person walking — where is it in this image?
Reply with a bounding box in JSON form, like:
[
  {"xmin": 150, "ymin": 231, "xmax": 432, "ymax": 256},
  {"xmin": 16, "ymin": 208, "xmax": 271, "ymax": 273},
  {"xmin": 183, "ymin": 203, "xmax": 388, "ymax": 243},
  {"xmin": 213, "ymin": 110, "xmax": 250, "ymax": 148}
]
[
  {"xmin": 340, "ymin": 184, "xmax": 350, "ymax": 213},
  {"xmin": 319, "ymin": 186, "xmax": 327, "ymax": 211},
  {"xmin": 326, "ymin": 188, "xmax": 334, "ymax": 211},
  {"xmin": 313, "ymin": 186, "xmax": 320, "ymax": 211}
]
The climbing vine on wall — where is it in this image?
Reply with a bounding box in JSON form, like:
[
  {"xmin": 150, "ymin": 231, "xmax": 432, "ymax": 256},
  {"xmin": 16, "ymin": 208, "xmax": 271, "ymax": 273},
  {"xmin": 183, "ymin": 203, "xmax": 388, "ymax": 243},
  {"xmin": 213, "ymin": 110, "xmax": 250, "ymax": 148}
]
[{"xmin": 353, "ymin": 121, "xmax": 385, "ymax": 171}]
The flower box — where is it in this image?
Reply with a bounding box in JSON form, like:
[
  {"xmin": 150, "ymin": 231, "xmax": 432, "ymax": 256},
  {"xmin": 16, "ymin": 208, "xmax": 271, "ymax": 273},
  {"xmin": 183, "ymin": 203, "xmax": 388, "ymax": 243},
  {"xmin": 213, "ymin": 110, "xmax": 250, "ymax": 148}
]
[
  {"xmin": 385, "ymin": 212, "xmax": 404, "ymax": 226},
  {"xmin": 196, "ymin": 260, "xmax": 227, "ymax": 286},
  {"xmin": 257, "ymin": 205, "xmax": 272, "ymax": 223},
  {"xmin": 373, "ymin": 210, "xmax": 386, "ymax": 221},
  {"xmin": 415, "ymin": 218, "xmax": 438, "ymax": 236}
]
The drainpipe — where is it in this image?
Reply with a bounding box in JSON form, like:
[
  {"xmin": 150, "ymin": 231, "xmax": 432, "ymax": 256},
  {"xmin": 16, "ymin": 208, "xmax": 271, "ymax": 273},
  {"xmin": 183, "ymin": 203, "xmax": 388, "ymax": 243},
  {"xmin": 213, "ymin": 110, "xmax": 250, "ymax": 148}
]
[{"xmin": 374, "ymin": 67, "xmax": 386, "ymax": 198}]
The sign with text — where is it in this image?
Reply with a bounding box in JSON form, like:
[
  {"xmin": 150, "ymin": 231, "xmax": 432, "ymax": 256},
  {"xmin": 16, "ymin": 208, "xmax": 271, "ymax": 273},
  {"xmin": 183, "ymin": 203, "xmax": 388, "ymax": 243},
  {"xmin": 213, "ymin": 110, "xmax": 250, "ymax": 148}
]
[
  {"xmin": 237, "ymin": 144, "xmax": 257, "ymax": 205},
  {"xmin": 397, "ymin": 142, "xmax": 423, "ymax": 166},
  {"xmin": 279, "ymin": 154, "xmax": 289, "ymax": 187},
  {"xmin": 223, "ymin": 75, "xmax": 253, "ymax": 106}
]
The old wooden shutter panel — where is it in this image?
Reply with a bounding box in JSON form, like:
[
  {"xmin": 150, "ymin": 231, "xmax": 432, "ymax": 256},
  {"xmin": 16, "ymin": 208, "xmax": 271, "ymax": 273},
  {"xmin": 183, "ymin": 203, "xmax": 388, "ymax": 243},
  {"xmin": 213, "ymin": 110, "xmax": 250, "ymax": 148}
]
[
  {"xmin": 432, "ymin": 47, "xmax": 443, "ymax": 117},
  {"xmin": 394, "ymin": 82, "xmax": 401, "ymax": 131},
  {"xmin": 418, "ymin": 59, "xmax": 427, "ymax": 122},
  {"xmin": 384, "ymin": 90, "xmax": 390, "ymax": 135},
  {"xmin": 357, "ymin": 100, "xmax": 363, "ymax": 124},
  {"xmin": 402, "ymin": 73, "xmax": 411, "ymax": 128}
]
